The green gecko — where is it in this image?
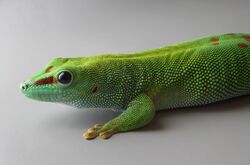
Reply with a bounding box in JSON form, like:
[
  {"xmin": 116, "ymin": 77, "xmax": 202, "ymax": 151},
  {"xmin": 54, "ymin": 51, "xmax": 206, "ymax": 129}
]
[{"xmin": 20, "ymin": 33, "xmax": 250, "ymax": 140}]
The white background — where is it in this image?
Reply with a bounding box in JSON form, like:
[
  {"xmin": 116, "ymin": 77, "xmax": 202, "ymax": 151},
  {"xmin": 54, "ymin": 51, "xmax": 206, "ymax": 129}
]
[{"xmin": 1, "ymin": 0, "xmax": 250, "ymax": 164}]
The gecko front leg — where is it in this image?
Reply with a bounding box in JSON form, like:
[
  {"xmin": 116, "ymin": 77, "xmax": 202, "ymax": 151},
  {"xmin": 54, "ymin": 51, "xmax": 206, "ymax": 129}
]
[{"xmin": 83, "ymin": 94, "xmax": 156, "ymax": 140}]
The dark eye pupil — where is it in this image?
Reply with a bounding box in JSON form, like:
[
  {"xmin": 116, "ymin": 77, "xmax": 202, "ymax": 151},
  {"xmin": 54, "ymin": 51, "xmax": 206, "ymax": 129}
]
[{"xmin": 58, "ymin": 71, "xmax": 72, "ymax": 84}]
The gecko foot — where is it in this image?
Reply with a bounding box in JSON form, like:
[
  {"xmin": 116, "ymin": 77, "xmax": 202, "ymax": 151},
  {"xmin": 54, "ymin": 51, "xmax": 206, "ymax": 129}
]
[{"xmin": 83, "ymin": 124, "xmax": 117, "ymax": 140}]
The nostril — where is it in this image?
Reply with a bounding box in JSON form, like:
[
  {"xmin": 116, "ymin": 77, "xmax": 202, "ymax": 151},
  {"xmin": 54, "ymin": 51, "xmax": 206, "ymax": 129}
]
[{"xmin": 20, "ymin": 83, "xmax": 29, "ymax": 90}]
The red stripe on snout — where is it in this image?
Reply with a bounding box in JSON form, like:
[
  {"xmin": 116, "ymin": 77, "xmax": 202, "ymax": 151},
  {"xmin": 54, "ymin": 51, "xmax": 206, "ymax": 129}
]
[{"xmin": 34, "ymin": 76, "xmax": 57, "ymax": 86}]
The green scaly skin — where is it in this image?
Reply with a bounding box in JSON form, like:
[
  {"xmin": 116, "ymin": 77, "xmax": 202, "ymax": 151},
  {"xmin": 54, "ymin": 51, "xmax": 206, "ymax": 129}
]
[{"xmin": 20, "ymin": 33, "xmax": 250, "ymax": 139}]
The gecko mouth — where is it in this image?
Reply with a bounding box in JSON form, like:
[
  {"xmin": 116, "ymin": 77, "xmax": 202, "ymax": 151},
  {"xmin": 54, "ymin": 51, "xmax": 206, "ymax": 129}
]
[
  {"xmin": 20, "ymin": 76, "xmax": 57, "ymax": 90},
  {"xmin": 20, "ymin": 79, "xmax": 60, "ymax": 102}
]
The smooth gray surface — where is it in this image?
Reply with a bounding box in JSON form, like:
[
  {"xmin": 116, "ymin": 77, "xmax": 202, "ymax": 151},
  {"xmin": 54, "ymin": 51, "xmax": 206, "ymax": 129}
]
[{"xmin": 1, "ymin": 0, "xmax": 250, "ymax": 164}]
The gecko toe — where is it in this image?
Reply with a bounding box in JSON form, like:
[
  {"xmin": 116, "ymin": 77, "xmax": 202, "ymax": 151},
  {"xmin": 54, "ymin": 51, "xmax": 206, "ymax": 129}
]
[
  {"xmin": 87, "ymin": 127, "xmax": 98, "ymax": 133},
  {"xmin": 99, "ymin": 129, "xmax": 116, "ymax": 139},
  {"xmin": 83, "ymin": 131, "xmax": 98, "ymax": 140},
  {"xmin": 94, "ymin": 124, "xmax": 103, "ymax": 129}
]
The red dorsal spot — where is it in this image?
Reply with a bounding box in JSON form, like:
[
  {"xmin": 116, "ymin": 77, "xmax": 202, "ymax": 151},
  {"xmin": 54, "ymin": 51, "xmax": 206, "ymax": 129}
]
[
  {"xmin": 210, "ymin": 37, "xmax": 219, "ymax": 42},
  {"xmin": 45, "ymin": 66, "xmax": 53, "ymax": 73},
  {"xmin": 243, "ymin": 35, "xmax": 250, "ymax": 42},
  {"xmin": 238, "ymin": 43, "xmax": 248, "ymax": 48},
  {"xmin": 34, "ymin": 76, "xmax": 57, "ymax": 86}
]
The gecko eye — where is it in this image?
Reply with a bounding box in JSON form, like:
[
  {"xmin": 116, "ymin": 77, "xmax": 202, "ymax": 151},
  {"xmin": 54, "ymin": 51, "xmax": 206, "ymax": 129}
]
[{"xmin": 57, "ymin": 70, "xmax": 73, "ymax": 85}]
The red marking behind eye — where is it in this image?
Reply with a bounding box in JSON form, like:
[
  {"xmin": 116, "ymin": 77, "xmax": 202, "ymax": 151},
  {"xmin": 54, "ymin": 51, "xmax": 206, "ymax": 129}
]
[
  {"xmin": 238, "ymin": 43, "xmax": 248, "ymax": 48},
  {"xmin": 45, "ymin": 66, "xmax": 53, "ymax": 73},
  {"xmin": 243, "ymin": 35, "xmax": 250, "ymax": 42},
  {"xmin": 210, "ymin": 37, "xmax": 219, "ymax": 42},
  {"xmin": 34, "ymin": 76, "xmax": 57, "ymax": 86}
]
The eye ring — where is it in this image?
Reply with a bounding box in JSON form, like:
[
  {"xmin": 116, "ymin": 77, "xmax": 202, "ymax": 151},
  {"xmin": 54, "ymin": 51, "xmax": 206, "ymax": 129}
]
[{"xmin": 56, "ymin": 70, "xmax": 73, "ymax": 86}]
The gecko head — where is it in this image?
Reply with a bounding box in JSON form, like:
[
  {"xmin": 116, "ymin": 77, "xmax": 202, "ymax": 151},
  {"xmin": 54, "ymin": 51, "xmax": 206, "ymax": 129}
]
[{"xmin": 20, "ymin": 57, "xmax": 98, "ymax": 107}]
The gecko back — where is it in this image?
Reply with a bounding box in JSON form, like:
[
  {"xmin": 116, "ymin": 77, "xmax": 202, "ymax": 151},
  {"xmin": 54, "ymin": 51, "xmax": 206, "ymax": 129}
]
[{"xmin": 154, "ymin": 33, "xmax": 250, "ymax": 110}]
